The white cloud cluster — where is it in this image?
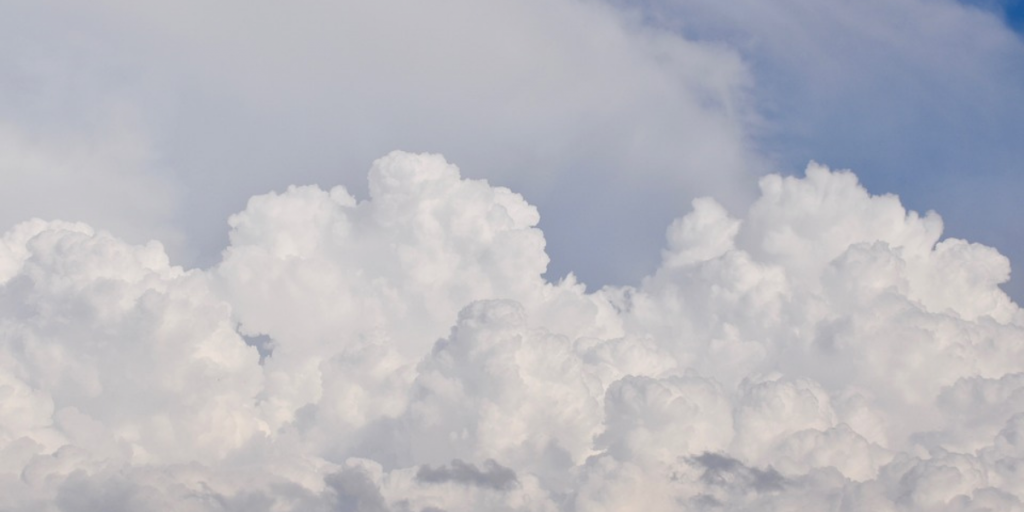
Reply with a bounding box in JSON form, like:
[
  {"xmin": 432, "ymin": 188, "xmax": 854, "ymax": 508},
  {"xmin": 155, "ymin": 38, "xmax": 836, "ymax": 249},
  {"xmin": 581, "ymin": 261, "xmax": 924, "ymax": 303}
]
[{"xmin": 1, "ymin": 152, "xmax": 1022, "ymax": 511}]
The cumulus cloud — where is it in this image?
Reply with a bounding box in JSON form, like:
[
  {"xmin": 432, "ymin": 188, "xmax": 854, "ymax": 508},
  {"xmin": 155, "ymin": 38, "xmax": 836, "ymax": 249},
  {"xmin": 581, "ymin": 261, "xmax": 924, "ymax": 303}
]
[{"xmin": 1, "ymin": 152, "xmax": 1022, "ymax": 511}]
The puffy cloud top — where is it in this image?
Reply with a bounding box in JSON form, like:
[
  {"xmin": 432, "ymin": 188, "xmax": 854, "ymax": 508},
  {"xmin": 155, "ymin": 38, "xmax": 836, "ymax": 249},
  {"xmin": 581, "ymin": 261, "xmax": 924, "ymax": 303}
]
[{"xmin": 1, "ymin": 152, "xmax": 1022, "ymax": 511}]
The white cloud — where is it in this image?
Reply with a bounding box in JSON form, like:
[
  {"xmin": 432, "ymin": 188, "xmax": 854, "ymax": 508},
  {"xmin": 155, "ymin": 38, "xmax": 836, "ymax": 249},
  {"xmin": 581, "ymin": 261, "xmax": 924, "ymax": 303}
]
[{"xmin": 1, "ymin": 152, "xmax": 1022, "ymax": 510}]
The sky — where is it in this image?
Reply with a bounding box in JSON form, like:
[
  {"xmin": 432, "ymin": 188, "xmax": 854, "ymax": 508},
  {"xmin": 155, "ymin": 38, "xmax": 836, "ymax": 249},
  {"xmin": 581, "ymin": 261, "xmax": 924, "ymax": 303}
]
[{"xmin": 2, "ymin": 1, "xmax": 1024, "ymax": 511}]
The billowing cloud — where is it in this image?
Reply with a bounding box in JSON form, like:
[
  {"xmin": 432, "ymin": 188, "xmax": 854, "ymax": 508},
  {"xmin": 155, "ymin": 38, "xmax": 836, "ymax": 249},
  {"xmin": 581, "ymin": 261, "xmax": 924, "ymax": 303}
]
[{"xmin": 1, "ymin": 152, "xmax": 1021, "ymax": 511}]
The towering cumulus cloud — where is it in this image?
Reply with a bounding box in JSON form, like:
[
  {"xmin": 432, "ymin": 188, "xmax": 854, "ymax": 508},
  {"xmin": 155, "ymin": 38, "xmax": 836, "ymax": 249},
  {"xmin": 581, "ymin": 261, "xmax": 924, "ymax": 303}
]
[{"xmin": 1, "ymin": 152, "xmax": 1022, "ymax": 511}]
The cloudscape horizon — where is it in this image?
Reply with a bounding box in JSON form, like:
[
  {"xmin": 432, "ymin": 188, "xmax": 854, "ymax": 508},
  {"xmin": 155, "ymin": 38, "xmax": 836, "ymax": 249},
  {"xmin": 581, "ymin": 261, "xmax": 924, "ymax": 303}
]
[
  {"xmin": 3, "ymin": 0, "xmax": 1024, "ymax": 510},
  {"xmin": 1, "ymin": 151, "xmax": 1022, "ymax": 511}
]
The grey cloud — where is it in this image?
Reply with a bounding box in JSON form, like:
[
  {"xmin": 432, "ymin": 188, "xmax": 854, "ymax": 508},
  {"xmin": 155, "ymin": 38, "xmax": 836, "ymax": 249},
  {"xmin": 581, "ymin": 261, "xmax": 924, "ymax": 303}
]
[
  {"xmin": 415, "ymin": 460, "xmax": 519, "ymax": 491},
  {"xmin": 55, "ymin": 473, "xmax": 136, "ymax": 512},
  {"xmin": 325, "ymin": 468, "xmax": 391, "ymax": 512},
  {"xmin": 241, "ymin": 332, "xmax": 274, "ymax": 364},
  {"xmin": 691, "ymin": 452, "xmax": 786, "ymax": 493}
]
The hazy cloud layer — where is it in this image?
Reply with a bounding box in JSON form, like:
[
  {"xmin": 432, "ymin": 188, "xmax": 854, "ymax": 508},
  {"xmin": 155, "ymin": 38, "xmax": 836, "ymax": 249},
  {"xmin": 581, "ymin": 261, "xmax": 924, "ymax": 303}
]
[
  {"xmin": 1, "ymin": 152, "xmax": 1021, "ymax": 511},
  {"xmin": 0, "ymin": 0, "xmax": 761, "ymax": 288}
]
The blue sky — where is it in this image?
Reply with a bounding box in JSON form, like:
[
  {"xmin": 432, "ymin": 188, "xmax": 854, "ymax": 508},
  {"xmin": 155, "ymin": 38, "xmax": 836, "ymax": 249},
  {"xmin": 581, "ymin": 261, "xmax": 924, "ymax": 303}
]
[
  {"xmin": 663, "ymin": 0, "xmax": 1024, "ymax": 300},
  {"xmin": 622, "ymin": 0, "xmax": 1024, "ymax": 301},
  {"xmin": 1007, "ymin": 0, "xmax": 1024, "ymax": 29},
  {"xmin": 970, "ymin": 0, "xmax": 1024, "ymax": 29}
]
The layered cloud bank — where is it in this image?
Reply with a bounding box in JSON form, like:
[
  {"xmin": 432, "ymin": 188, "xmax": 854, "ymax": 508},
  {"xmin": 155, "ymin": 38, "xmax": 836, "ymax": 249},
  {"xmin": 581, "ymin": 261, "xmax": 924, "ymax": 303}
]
[{"xmin": 1, "ymin": 152, "xmax": 1022, "ymax": 511}]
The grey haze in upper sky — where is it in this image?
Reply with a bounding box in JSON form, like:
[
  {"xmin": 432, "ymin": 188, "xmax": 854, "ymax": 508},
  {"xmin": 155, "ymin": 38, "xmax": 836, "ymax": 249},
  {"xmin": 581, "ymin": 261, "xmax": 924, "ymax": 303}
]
[{"xmin": 3, "ymin": 0, "xmax": 1022, "ymax": 300}]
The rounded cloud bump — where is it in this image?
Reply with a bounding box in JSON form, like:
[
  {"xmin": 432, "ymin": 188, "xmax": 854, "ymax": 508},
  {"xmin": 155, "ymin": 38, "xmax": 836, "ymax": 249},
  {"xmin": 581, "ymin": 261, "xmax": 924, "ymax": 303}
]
[{"xmin": 1, "ymin": 152, "xmax": 1022, "ymax": 511}]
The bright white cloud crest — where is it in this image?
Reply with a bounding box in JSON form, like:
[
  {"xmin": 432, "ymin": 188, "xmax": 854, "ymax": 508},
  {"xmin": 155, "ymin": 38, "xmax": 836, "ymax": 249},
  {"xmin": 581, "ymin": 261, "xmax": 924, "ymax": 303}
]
[{"xmin": 1, "ymin": 152, "xmax": 1022, "ymax": 511}]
